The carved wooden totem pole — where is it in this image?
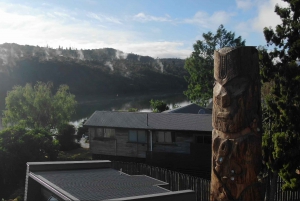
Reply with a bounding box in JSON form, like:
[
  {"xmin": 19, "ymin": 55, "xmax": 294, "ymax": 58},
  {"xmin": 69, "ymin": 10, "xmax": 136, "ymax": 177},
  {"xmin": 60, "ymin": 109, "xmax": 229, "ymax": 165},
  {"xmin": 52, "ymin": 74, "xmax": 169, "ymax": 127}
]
[{"xmin": 211, "ymin": 47, "xmax": 263, "ymax": 201}]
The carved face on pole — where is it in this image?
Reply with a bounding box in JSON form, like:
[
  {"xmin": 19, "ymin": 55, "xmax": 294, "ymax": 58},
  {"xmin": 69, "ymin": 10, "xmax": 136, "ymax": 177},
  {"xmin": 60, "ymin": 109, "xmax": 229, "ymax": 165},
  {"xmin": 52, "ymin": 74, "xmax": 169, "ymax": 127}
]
[{"xmin": 213, "ymin": 47, "xmax": 259, "ymax": 134}]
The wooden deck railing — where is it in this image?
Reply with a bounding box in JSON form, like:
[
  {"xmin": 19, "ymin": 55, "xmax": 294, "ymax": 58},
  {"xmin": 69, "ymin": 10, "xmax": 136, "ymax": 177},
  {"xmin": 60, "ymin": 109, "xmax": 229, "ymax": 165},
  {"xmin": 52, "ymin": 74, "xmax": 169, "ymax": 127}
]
[{"xmin": 111, "ymin": 161, "xmax": 300, "ymax": 201}]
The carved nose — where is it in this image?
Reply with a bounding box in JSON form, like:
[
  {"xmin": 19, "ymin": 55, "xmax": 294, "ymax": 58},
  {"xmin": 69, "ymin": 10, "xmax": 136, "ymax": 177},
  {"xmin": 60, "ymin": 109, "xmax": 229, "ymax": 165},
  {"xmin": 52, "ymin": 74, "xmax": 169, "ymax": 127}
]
[{"xmin": 216, "ymin": 93, "xmax": 230, "ymax": 107}]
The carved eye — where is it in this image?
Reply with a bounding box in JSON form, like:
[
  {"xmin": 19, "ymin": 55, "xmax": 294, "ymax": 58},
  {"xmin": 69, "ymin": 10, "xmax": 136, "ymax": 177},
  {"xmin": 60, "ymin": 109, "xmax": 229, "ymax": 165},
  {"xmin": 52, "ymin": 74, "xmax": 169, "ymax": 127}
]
[{"xmin": 222, "ymin": 94, "xmax": 230, "ymax": 107}]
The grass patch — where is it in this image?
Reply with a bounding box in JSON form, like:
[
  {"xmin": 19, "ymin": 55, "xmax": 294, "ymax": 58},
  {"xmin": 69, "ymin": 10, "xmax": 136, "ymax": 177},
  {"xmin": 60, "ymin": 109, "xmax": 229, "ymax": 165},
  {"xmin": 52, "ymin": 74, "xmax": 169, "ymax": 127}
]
[{"xmin": 57, "ymin": 147, "xmax": 92, "ymax": 161}]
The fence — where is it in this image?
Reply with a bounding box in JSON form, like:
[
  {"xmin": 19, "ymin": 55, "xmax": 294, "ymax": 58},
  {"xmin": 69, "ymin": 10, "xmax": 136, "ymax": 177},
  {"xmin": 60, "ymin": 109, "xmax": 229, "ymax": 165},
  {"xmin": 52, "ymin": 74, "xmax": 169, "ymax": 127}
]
[
  {"xmin": 271, "ymin": 176, "xmax": 300, "ymax": 201},
  {"xmin": 111, "ymin": 161, "xmax": 210, "ymax": 201},
  {"xmin": 111, "ymin": 161, "xmax": 300, "ymax": 201}
]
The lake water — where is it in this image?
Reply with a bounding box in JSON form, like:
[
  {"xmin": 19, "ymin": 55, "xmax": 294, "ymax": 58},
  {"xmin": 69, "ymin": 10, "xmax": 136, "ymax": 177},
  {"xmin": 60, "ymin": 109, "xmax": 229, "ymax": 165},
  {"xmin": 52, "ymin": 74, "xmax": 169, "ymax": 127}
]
[{"xmin": 0, "ymin": 92, "xmax": 190, "ymax": 129}]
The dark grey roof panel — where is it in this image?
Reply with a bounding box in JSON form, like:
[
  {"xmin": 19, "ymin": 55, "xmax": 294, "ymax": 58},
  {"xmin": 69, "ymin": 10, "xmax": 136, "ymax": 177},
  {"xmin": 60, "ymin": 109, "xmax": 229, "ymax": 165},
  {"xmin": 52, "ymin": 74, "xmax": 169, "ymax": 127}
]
[
  {"xmin": 148, "ymin": 113, "xmax": 212, "ymax": 131},
  {"xmin": 85, "ymin": 111, "xmax": 147, "ymax": 129},
  {"xmin": 33, "ymin": 168, "xmax": 168, "ymax": 201}
]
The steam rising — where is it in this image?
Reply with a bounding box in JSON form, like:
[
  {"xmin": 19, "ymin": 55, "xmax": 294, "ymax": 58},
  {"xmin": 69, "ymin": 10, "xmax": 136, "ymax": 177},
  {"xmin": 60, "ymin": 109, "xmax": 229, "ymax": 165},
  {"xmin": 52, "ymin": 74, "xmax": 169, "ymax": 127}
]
[
  {"xmin": 77, "ymin": 49, "xmax": 85, "ymax": 60},
  {"xmin": 43, "ymin": 47, "xmax": 51, "ymax": 60},
  {"xmin": 0, "ymin": 48, "xmax": 8, "ymax": 65},
  {"xmin": 105, "ymin": 61, "xmax": 114, "ymax": 71},
  {"xmin": 115, "ymin": 50, "xmax": 128, "ymax": 59},
  {"xmin": 156, "ymin": 59, "xmax": 164, "ymax": 73},
  {"xmin": 0, "ymin": 45, "xmax": 126, "ymax": 69},
  {"xmin": 56, "ymin": 49, "xmax": 62, "ymax": 56},
  {"xmin": 0, "ymin": 44, "xmax": 173, "ymax": 77}
]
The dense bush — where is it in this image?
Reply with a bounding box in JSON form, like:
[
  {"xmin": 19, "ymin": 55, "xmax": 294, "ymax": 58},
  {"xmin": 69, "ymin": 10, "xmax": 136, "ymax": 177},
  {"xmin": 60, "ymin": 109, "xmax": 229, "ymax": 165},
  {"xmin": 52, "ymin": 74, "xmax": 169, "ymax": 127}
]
[
  {"xmin": 0, "ymin": 126, "xmax": 59, "ymax": 199},
  {"xmin": 150, "ymin": 99, "xmax": 169, "ymax": 113},
  {"xmin": 57, "ymin": 124, "xmax": 80, "ymax": 151}
]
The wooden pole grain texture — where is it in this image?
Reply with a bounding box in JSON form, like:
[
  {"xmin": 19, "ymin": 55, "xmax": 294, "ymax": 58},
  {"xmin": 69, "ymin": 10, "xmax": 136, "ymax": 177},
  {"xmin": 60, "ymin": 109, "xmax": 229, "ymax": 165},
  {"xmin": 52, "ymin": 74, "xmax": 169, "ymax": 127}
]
[{"xmin": 211, "ymin": 47, "xmax": 263, "ymax": 201}]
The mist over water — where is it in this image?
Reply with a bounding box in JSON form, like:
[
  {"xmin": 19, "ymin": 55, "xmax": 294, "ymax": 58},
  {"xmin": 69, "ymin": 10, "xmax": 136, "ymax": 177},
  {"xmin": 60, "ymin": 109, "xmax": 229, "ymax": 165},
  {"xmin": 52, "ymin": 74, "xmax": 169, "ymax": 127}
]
[{"xmin": 72, "ymin": 92, "xmax": 189, "ymax": 122}]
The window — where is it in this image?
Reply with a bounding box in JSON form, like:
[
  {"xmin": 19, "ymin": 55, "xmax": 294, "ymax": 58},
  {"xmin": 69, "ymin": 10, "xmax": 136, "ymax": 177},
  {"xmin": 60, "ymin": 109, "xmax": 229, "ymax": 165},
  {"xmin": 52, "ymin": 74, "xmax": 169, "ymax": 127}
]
[
  {"xmin": 165, "ymin": 131, "xmax": 172, "ymax": 142},
  {"xmin": 175, "ymin": 132, "xmax": 193, "ymax": 142},
  {"xmin": 89, "ymin": 128, "xmax": 105, "ymax": 139},
  {"xmin": 195, "ymin": 135, "xmax": 211, "ymax": 144},
  {"xmin": 104, "ymin": 128, "xmax": 115, "ymax": 138},
  {"xmin": 138, "ymin": 130, "xmax": 147, "ymax": 143},
  {"xmin": 96, "ymin": 128, "xmax": 104, "ymax": 137},
  {"xmin": 154, "ymin": 131, "xmax": 175, "ymax": 143},
  {"xmin": 89, "ymin": 128, "xmax": 96, "ymax": 139},
  {"xmin": 129, "ymin": 130, "xmax": 137, "ymax": 142},
  {"xmin": 203, "ymin": 136, "xmax": 212, "ymax": 144},
  {"xmin": 128, "ymin": 130, "xmax": 147, "ymax": 143}
]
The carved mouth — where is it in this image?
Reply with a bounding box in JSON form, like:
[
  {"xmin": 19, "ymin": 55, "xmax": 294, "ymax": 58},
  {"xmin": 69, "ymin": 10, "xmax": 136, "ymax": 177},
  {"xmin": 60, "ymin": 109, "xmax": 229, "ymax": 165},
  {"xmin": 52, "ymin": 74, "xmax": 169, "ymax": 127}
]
[{"xmin": 217, "ymin": 112, "xmax": 231, "ymax": 121}]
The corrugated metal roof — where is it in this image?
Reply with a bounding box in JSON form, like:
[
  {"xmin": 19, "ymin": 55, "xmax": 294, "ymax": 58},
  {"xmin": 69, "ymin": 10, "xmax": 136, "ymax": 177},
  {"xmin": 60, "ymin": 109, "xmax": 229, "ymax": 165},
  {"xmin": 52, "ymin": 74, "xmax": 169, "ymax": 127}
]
[
  {"xmin": 85, "ymin": 111, "xmax": 147, "ymax": 129},
  {"xmin": 84, "ymin": 111, "xmax": 212, "ymax": 132},
  {"xmin": 148, "ymin": 113, "xmax": 212, "ymax": 131},
  {"xmin": 33, "ymin": 168, "xmax": 169, "ymax": 201}
]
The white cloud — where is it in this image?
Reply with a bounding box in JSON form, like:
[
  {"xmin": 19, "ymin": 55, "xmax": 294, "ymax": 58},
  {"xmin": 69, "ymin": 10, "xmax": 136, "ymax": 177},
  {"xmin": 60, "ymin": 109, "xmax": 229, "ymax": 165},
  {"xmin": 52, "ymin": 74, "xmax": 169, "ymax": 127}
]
[
  {"xmin": 233, "ymin": 0, "xmax": 289, "ymax": 46},
  {"xmin": 133, "ymin": 12, "xmax": 171, "ymax": 22},
  {"xmin": 150, "ymin": 27, "xmax": 161, "ymax": 34},
  {"xmin": 0, "ymin": 4, "xmax": 129, "ymax": 48},
  {"xmin": 85, "ymin": 0, "xmax": 98, "ymax": 5},
  {"xmin": 112, "ymin": 41, "xmax": 191, "ymax": 59},
  {"xmin": 0, "ymin": 2, "xmax": 190, "ymax": 58},
  {"xmin": 251, "ymin": 0, "xmax": 289, "ymax": 32},
  {"xmin": 184, "ymin": 11, "xmax": 235, "ymax": 28},
  {"xmin": 86, "ymin": 12, "xmax": 122, "ymax": 24},
  {"xmin": 53, "ymin": 11, "xmax": 72, "ymax": 18},
  {"xmin": 236, "ymin": 0, "xmax": 255, "ymax": 10},
  {"xmin": 235, "ymin": 21, "xmax": 251, "ymax": 38}
]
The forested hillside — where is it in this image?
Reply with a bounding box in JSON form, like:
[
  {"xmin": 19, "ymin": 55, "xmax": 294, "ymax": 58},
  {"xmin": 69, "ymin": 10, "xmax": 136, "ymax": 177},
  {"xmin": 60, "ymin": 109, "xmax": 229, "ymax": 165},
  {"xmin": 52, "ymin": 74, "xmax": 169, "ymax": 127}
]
[{"xmin": 0, "ymin": 43, "xmax": 187, "ymax": 100}]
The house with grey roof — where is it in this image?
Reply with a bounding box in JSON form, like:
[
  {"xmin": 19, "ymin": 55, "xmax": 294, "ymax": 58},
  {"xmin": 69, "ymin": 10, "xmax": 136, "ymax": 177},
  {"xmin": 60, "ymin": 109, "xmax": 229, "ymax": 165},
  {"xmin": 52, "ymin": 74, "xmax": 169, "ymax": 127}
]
[
  {"xmin": 84, "ymin": 111, "xmax": 212, "ymax": 179},
  {"xmin": 25, "ymin": 160, "xmax": 195, "ymax": 201}
]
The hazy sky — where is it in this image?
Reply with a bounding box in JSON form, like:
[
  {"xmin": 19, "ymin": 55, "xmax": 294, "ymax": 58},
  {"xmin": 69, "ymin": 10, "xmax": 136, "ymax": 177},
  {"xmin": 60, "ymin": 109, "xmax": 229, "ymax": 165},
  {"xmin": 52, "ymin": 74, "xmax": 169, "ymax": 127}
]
[{"xmin": 0, "ymin": 0, "xmax": 288, "ymax": 58}]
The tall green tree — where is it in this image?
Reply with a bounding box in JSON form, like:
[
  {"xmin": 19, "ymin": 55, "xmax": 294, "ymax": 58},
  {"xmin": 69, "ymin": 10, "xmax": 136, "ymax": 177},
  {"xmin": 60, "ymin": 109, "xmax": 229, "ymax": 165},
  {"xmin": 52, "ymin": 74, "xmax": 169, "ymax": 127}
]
[
  {"xmin": 2, "ymin": 82, "xmax": 77, "ymax": 130},
  {"xmin": 184, "ymin": 24, "xmax": 245, "ymax": 106},
  {"xmin": 260, "ymin": 0, "xmax": 300, "ymax": 191},
  {"xmin": 0, "ymin": 126, "xmax": 59, "ymax": 199}
]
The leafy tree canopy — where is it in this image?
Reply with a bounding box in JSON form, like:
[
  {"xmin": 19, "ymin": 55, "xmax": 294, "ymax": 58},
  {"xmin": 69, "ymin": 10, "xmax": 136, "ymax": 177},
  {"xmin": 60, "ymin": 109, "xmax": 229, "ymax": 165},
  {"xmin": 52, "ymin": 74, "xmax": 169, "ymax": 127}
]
[
  {"xmin": 260, "ymin": 0, "xmax": 300, "ymax": 191},
  {"xmin": 0, "ymin": 126, "xmax": 59, "ymax": 198},
  {"xmin": 2, "ymin": 82, "xmax": 77, "ymax": 130},
  {"xmin": 184, "ymin": 24, "xmax": 245, "ymax": 106},
  {"xmin": 150, "ymin": 99, "xmax": 169, "ymax": 113}
]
